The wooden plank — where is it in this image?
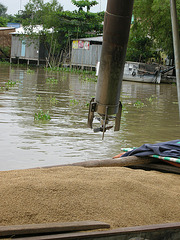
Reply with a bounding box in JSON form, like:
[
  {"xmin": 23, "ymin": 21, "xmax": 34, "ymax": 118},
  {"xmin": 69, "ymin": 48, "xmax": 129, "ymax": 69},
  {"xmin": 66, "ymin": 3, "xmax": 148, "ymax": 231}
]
[
  {"xmin": 14, "ymin": 222, "xmax": 180, "ymax": 240},
  {"xmin": 0, "ymin": 221, "xmax": 110, "ymax": 238}
]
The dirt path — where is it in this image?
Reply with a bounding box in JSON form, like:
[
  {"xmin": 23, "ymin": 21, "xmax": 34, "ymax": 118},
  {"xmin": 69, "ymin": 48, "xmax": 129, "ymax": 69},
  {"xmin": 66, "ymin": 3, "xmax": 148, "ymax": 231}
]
[{"xmin": 0, "ymin": 166, "xmax": 180, "ymax": 229}]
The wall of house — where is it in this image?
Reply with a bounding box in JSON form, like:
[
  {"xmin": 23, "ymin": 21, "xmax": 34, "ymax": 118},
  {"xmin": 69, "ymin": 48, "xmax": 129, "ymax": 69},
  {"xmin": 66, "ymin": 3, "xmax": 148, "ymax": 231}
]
[
  {"xmin": 11, "ymin": 35, "xmax": 40, "ymax": 60},
  {"xmin": 0, "ymin": 28, "xmax": 15, "ymax": 48},
  {"xmin": 71, "ymin": 43, "xmax": 102, "ymax": 68}
]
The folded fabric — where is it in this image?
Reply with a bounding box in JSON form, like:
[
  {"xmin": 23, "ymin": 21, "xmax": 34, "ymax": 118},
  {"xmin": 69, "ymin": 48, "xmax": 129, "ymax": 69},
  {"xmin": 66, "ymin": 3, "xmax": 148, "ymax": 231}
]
[{"xmin": 121, "ymin": 140, "xmax": 180, "ymax": 158}]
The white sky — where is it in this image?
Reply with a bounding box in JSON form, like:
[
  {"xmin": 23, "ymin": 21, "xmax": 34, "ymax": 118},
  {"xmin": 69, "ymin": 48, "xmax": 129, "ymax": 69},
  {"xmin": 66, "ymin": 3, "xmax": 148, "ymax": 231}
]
[{"xmin": 0, "ymin": 0, "xmax": 107, "ymax": 15}]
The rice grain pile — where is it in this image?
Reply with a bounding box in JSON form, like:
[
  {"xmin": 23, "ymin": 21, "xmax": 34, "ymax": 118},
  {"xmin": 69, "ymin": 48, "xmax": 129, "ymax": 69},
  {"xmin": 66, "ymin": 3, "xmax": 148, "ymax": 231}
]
[{"xmin": 0, "ymin": 166, "xmax": 180, "ymax": 229}]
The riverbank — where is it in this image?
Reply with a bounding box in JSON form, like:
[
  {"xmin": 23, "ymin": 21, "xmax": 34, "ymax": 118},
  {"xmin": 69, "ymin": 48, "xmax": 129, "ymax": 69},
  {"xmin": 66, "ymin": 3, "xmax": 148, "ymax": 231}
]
[{"xmin": 0, "ymin": 166, "xmax": 180, "ymax": 229}]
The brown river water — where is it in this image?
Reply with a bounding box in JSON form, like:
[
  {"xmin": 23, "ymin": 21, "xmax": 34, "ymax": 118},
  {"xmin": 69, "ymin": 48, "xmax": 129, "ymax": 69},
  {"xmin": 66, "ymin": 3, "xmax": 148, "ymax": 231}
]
[{"xmin": 0, "ymin": 63, "xmax": 179, "ymax": 171}]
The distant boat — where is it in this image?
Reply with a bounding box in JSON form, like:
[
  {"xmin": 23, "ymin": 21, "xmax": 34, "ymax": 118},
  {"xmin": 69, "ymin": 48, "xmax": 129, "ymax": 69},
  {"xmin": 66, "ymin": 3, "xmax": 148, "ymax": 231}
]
[
  {"xmin": 96, "ymin": 61, "xmax": 176, "ymax": 84},
  {"xmin": 123, "ymin": 61, "xmax": 161, "ymax": 83}
]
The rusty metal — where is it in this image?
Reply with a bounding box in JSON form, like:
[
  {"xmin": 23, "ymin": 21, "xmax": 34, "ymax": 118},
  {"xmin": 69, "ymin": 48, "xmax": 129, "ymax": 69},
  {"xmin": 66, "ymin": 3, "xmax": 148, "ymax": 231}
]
[{"xmin": 88, "ymin": 0, "xmax": 134, "ymax": 138}]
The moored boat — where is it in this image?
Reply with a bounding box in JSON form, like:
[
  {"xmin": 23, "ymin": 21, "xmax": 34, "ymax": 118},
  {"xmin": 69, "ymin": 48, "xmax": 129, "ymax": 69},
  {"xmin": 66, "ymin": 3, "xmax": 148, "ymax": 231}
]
[{"xmin": 96, "ymin": 61, "xmax": 176, "ymax": 84}]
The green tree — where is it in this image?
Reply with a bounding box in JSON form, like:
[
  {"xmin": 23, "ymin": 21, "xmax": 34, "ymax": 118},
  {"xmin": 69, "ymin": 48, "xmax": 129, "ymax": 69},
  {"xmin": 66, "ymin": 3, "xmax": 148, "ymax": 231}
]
[
  {"xmin": 20, "ymin": 0, "xmax": 63, "ymax": 26},
  {"xmin": 0, "ymin": 3, "xmax": 8, "ymax": 26},
  {"xmin": 133, "ymin": 0, "xmax": 180, "ymax": 59},
  {"xmin": 0, "ymin": 16, "xmax": 7, "ymax": 26},
  {"xmin": 71, "ymin": 0, "xmax": 98, "ymax": 12},
  {"xmin": 0, "ymin": 3, "xmax": 7, "ymax": 17},
  {"xmin": 19, "ymin": 0, "xmax": 103, "ymax": 38},
  {"xmin": 0, "ymin": 3, "xmax": 22, "ymax": 24},
  {"xmin": 17, "ymin": 0, "xmax": 104, "ymax": 66},
  {"xmin": 126, "ymin": 21, "xmax": 153, "ymax": 62}
]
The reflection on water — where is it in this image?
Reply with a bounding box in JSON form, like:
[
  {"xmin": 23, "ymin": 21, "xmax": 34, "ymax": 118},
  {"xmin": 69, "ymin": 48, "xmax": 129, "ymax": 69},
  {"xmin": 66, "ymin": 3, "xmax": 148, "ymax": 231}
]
[{"xmin": 0, "ymin": 64, "xmax": 179, "ymax": 171}]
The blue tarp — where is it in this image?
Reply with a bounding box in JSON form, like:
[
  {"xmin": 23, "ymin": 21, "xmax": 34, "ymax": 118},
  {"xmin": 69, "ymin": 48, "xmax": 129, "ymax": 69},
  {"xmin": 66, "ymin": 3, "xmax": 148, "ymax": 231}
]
[{"xmin": 121, "ymin": 140, "xmax": 180, "ymax": 158}]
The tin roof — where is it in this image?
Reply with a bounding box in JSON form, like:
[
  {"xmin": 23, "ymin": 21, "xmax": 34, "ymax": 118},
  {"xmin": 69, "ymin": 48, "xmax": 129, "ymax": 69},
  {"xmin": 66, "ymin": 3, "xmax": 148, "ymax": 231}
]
[
  {"xmin": 10, "ymin": 25, "xmax": 53, "ymax": 35},
  {"xmin": 7, "ymin": 23, "xmax": 21, "ymax": 29},
  {"xmin": 0, "ymin": 27, "xmax": 15, "ymax": 31},
  {"xmin": 74, "ymin": 36, "xmax": 103, "ymax": 42}
]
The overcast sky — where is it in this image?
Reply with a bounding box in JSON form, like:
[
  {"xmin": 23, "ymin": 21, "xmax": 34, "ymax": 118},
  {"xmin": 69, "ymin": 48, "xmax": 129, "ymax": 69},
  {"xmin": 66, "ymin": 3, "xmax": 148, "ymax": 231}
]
[{"xmin": 0, "ymin": 0, "xmax": 107, "ymax": 15}]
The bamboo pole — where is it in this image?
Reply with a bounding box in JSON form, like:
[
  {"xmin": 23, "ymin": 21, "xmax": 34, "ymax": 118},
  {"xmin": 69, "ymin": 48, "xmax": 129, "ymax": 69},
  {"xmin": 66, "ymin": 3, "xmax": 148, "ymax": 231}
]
[{"xmin": 170, "ymin": 0, "xmax": 180, "ymax": 117}]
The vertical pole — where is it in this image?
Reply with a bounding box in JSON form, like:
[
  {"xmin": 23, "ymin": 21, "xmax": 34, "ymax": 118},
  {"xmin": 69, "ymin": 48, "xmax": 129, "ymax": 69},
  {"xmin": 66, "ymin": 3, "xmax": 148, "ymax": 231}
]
[
  {"xmin": 170, "ymin": 0, "xmax": 180, "ymax": 117},
  {"xmin": 95, "ymin": 0, "xmax": 134, "ymax": 116}
]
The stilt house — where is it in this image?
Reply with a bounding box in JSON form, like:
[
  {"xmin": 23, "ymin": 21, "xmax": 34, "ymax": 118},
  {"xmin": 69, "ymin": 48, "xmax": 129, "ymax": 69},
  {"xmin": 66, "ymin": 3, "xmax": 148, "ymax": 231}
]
[
  {"xmin": 71, "ymin": 36, "xmax": 103, "ymax": 70},
  {"xmin": 10, "ymin": 26, "xmax": 51, "ymax": 65}
]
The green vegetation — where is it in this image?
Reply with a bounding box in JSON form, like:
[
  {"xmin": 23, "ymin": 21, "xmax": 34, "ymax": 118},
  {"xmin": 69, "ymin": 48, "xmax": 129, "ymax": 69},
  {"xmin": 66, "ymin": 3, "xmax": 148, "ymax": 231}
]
[
  {"xmin": 126, "ymin": 0, "xmax": 180, "ymax": 62},
  {"xmin": 69, "ymin": 99, "xmax": 79, "ymax": 106},
  {"xmin": 134, "ymin": 100, "xmax": 145, "ymax": 108},
  {"xmin": 0, "ymin": 16, "xmax": 7, "ymax": 26},
  {"xmin": 0, "ymin": 62, "xmax": 11, "ymax": 65},
  {"xmin": 126, "ymin": 21, "xmax": 153, "ymax": 62},
  {"xmin": 46, "ymin": 67, "xmax": 97, "ymax": 82},
  {"xmin": 48, "ymin": 66, "xmax": 96, "ymax": 75},
  {"xmin": 71, "ymin": 0, "xmax": 98, "ymax": 12},
  {"xmin": 50, "ymin": 96, "xmax": 58, "ymax": 105},
  {"xmin": 1, "ymin": 0, "xmax": 179, "ymax": 64},
  {"xmin": 34, "ymin": 110, "xmax": 51, "ymax": 121},
  {"xmin": 146, "ymin": 95, "xmax": 157, "ymax": 103},
  {"xmin": 46, "ymin": 77, "xmax": 58, "ymax": 83},
  {"xmin": 0, "ymin": 80, "xmax": 17, "ymax": 91},
  {"xmin": 27, "ymin": 69, "xmax": 35, "ymax": 74},
  {"xmin": 0, "ymin": 80, "xmax": 18, "ymax": 91},
  {"xmin": 80, "ymin": 74, "xmax": 97, "ymax": 82},
  {"xmin": 85, "ymin": 102, "xmax": 90, "ymax": 108},
  {"xmin": 69, "ymin": 98, "xmax": 93, "ymax": 108},
  {"xmin": 13, "ymin": 0, "xmax": 104, "ymax": 67},
  {"xmin": 132, "ymin": 95, "xmax": 158, "ymax": 109},
  {"xmin": 36, "ymin": 95, "xmax": 42, "ymax": 103},
  {"xmin": 0, "ymin": 3, "xmax": 8, "ymax": 26},
  {"xmin": 5, "ymin": 80, "xmax": 16, "ymax": 87}
]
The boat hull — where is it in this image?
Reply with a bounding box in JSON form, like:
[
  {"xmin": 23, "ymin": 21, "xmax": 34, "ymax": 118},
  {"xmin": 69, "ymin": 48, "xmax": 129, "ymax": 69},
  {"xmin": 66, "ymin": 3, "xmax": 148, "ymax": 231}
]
[{"xmin": 96, "ymin": 61, "xmax": 176, "ymax": 84}]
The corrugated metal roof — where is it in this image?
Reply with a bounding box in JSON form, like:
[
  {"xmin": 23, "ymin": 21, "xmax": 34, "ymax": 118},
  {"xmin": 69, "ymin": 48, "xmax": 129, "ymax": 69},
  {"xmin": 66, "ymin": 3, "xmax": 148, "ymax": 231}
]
[
  {"xmin": 7, "ymin": 23, "xmax": 21, "ymax": 29},
  {"xmin": 10, "ymin": 25, "xmax": 53, "ymax": 35},
  {"xmin": 0, "ymin": 27, "xmax": 15, "ymax": 31},
  {"xmin": 74, "ymin": 36, "xmax": 103, "ymax": 42}
]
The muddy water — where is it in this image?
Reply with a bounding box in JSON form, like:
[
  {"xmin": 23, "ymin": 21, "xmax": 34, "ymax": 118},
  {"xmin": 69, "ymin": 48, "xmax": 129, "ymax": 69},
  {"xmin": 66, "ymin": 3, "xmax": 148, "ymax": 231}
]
[{"xmin": 0, "ymin": 63, "xmax": 179, "ymax": 171}]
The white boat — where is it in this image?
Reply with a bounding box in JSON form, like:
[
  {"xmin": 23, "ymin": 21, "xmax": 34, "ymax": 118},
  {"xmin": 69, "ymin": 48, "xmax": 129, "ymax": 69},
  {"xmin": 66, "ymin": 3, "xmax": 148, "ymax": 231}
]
[
  {"xmin": 123, "ymin": 61, "xmax": 161, "ymax": 83},
  {"xmin": 96, "ymin": 61, "xmax": 176, "ymax": 84}
]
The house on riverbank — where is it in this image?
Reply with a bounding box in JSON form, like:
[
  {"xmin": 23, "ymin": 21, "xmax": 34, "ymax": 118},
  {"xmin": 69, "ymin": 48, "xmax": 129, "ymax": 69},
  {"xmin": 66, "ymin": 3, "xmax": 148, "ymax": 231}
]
[
  {"xmin": 10, "ymin": 26, "xmax": 51, "ymax": 65},
  {"xmin": 71, "ymin": 36, "xmax": 175, "ymax": 83},
  {"xmin": 71, "ymin": 36, "xmax": 102, "ymax": 70}
]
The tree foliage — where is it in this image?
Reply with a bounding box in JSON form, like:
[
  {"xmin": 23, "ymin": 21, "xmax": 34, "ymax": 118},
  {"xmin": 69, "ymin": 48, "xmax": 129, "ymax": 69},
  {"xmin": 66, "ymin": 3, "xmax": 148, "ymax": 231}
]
[
  {"xmin": 17, "ymin": 0, "xmax": 103, "ymax": 50},
  {"xmin": 126, "ymin": 21, "xmax": 153, "ymax": 62},
  {"xmin": 0, "ymin": 3, "xmax": 8, "ymax": 26},
  {"xmin": 1, "ymin": 0, "xmax": 179, "ymax": 64},
  {"xmin": 71, "ymin": 0, "xmax": 98, "ymax": 12},
  {"xmin": 132, "ymin": 0, "xmax": 180, "ymax": 59},
  {"xmin": 0, "ymin": 3, "xmax": 21, "ymax": 24},
  {"xmin": 0, "ymin": 16, "xmax": 7, "ymax": 26},
  {"xmin": 14, "ymin": 0, "xmax": 103, "ymax": 66},
  {"xmin": 0, "ymin": 3, "xmax": 7, "ymax": 17}
]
